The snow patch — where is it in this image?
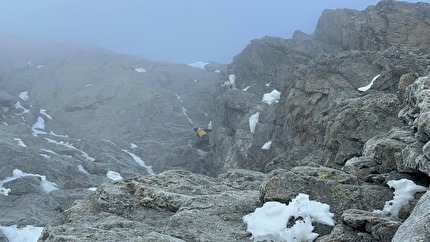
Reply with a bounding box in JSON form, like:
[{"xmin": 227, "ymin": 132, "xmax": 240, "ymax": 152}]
[
  {"xmin": 106, "ymin": 171, "xmax": 123, "ymax": 181},
  {"xmin": 122, "ymin": 149, "xmax": 155, "ymax": 175},
  {"xmin": 0, "ymin": 169, "xmax": 59, "ymax": 195},
  {"xmin": 262, "ymin": 90, "xmax": 281, "ymax": 105},
  {"xmin": 13, "ymin": 138, "xmax": 27, "ymax": 148},
  {"xmin": 243, "ymin": 193, "xmax": 334, "ymax": 242},
  {"xmin": 261, "ymin": 140, "xmax": 272, "ymax": 150},
  {"xmin": 19, "ymin": 91, "xmax": 29, "ymax": 101},
  {"xmin": 249, "ymin": 112, "xmax": 260, "ymax": 134},
  {"xmin": 358, "ymin": 74, "xmax": 381, "ymax": 92},
  {"xmin": 374, "ymin": 179, "xmax": 427, "ymax": 218},
  {"xmin": 135, "ymin": 68, "xmax": 146, "ymax": 73},
  {"xmin": 0, "ymin": 225, "xmax": 44, "ymax": 242},
  {"xmin": 187, "ymin": 61, "xmax": 208, "ymax": 70}
]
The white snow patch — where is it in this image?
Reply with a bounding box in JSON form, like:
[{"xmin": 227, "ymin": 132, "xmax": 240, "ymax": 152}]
[
  {"xmin": 262, "ymin": 90, "xmax": 281, "ymax": 105},
  {"xmin": 0, "ymin": 225, "xmax": 44, "ymax": 242},
  {"xmin": 14, "ymin": 101, "xmax": 30, "ymax": 115},
  {"xmin": 135, "ymin": 68, "xmax": 146, "ymax": 73},
  {"xmin": 101, "ymin": 139, "xmax": 116, "ymax": 145},
  {"xmin": 40, "ymin": 109, "xmax": 52, "ymax": 120},
  {"xmin": 265, "ymin": 83, "xmax": 270, "ymax": 87},
  {"xmin": 175, "ymin": 94, "xmax": 183, "ymax": 103},
  {"xmin": 261, "ymin": 140, "xmax": 272, "ymax": 150},
  {"xmin": 36, "ymin": 64, "xmax": 44, "ymax": 69},
  {"xmin": 40, "ymin": 149, "xmax": 59, "ymax": 156},
  {"xmin": 181, "ymin": 106, "xmax": 194, "ymax": 124},
  {"xmin": 77, "ymin": 165, "xmax": 89, "ymax": 174},
  {"xmin": 88, "ymin": 187, "xmax": 97, "ymax": 192},
  {"xmin": 358, "ymin": 74, "xmax": 381, "ymax": 92},
  {"xmin": 214, "ymin": 69, "xmax": 220, "ymax": 73},
  {"xmin": 0, "ymin": 169, "xmax": 59, "ymax": 195},
  {"xmin": 48, "ymin": 131, "xmax": 69, "ymax": 138},
  {"xmin": 249, "ymin": 112, "xmax": 260, "ymax": 134},
  {"xmin": 194, "ymin": 79, "xmax": 198, "ymax": 83},
  {"xmin": 19, "ymin": 91, "xmax": 29, "ymax": 101},
  {"xmin": 40, "ymin": 154, "xmax": 51, "ymax": 159},
  {"xmin": 85, "ymin": 84, "xmax": 92, "ymax": 87},
  {"xmin": 122, "ymin": 149, "xmax": 155, "ymax": 175},
  {"xmin": 242, "ymin": 86, "xmax": 251, "ymax": 91},
  {"xmin": 130, "ymin": 143, "xmax": 138, "ymax": 149},
  {"xmin": 106, "ymin": 171, "xmax": 123, "ymax": 181},
  {"xmin": 44, "ymin": 138, "xmax": 95, "ymax": 161},
  {"xmin": 374, "ymin": 179, "xmax": 427, "ymax": 218},
  {"xmin": 13, "ymin": 138, "xmax": 27, "ymax": 148},
  {"xmin": 32, "ymin": 117, "xmax": 46, "ymax": 137},
  {"xmin": 187, "ymin": 61, "xmax": 208, "ymax": 70},
  {"xmin": 243, "ymin": 193, "xmax": 334, "ymax": 242}
]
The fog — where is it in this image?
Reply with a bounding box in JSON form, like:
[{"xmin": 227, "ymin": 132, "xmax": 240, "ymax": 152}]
[{"xmin": 0, "ymin": 0, "xmax": 428, "ymax": 64}]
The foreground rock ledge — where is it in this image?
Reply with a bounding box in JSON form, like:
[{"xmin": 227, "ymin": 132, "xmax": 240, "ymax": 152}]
[{"xmin": 38, "ymin": 169, "xmax": 265, "ymax": 242}]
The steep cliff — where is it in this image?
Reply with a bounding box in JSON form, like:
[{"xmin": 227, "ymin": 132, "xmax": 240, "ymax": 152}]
[{"xmin": 209, "ymin": 0, "xmax": 430, "ymax": 175}]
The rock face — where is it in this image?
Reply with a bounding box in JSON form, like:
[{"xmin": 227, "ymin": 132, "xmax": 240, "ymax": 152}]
[
  {"xmin": 39, "ymin": 169, "xmax": 265, "ymax": 242},
  {"xmin": 209, "ymin": 0, "xmax": 430, "ymax": 176},
  {"xmin": 2, "ymin": 1, "xmax": 430, "ymax": 242}
]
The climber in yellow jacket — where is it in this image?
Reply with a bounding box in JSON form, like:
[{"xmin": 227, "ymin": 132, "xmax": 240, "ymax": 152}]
[{"xmin": 193, "ymin": 127, "xmax": 211, "ymax": 150}]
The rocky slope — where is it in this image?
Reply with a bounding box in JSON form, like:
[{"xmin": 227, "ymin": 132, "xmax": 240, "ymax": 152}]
[
  {"xmin": 2, "ymin": 0, "xmax": 430, "ymax": 241},
  {"xmin": 0, "ymin": 35, "xmax": 225, "ymax": 239}
]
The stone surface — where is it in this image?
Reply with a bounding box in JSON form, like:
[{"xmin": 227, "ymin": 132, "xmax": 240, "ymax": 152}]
[
  {"xmin": 39, "ymin": 169, "xmax": 264, "ymax": 242},
  {"xmin": 392, "ymin": 190, "xmax": 430, "ymax": 242}
]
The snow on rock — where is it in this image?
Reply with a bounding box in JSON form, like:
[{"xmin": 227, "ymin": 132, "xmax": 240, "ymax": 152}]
[
  {"xmin": 374, "ymin": 179, "xmax": 427, "ymax": 218},
  {"xmin": 13, "ymin": 138, "xmax": 27, "ymax": 148},
  {"xmin": 262, "ymin": 90, "xmax": 281, "ymax": 105},
  {"xmin": 106, "ymin": 171, "xmax": 123, "ymax": 181},
  {"xmin": 0, "ymin": 225, "xmax": 44, "ymax": 242},
  {"xmin": 77, "ymin": 165, "xmax": 89, "ymax": 174},
  {"xmin": 261, "ymin": 140, "xmax": 272, "ymax": 150},
  {"xmin": 249, "ymin": 112, "xmax": 260, "ymax": 134},
  {"xmin": 14, "ymin": 101, "xmax": 30, "ymax": 115},
  {"xmin": 242, "ymin": 86, "xmax": 251, "ymax": 91},
  {"xmin": 0, "ymin": 169, "xmax": 59, "ymax": 195},
  {"xmin": 358, "ymin": 74, "xmax": 381, "ymax": 92},
  {"xmin": 122, "ymin": 149, "xmax": 155, "ymax": 175},
  {"xmin": 19, "ymin": 91, "xmax": 29, "ymax": 101},
  {"xmin": 187, "ymin": 61, "xmax": 208, "ymax": 70},
  {"xmin": 44, "ymin": 138, "xmax": 95, "ymax": 161},
  {"xmin": 130, "ymin": 143, "xmax": 138, "ymax": 149},
  {"xmin": 135, "ymin": 68, "xmax": 146, "ymax": 73},
  {"xmin": 32, "ymin": 117, "xmax": 47, "ymax": 136},
  {"xmin": 243, "ymin": 193, "xmax": 334, "ymax": 242},
  {"xmin": 40, "ymin": 109, "xmax": 52, "ymax": 120}
]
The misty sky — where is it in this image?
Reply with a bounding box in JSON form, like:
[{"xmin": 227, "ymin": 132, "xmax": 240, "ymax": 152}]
[{"xmin": 1, "ymin": 0, "xmax": 429, "ymax": 64}]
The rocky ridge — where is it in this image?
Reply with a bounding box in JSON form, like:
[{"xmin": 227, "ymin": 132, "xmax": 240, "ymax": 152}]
[{"xmin": 2, "ymin": 0, "xmax": 430, "ymax": 241}]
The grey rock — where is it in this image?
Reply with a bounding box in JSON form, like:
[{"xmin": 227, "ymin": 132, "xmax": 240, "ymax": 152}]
[
  {"xmin": 260, "ymin": 167, "xmax": 393, "ymax": 224},
  {"xmin": 319, "ymin": 209, "xmax": 402, "ymax": 242},
  {"xmin": 392, "ymin": 191, "xmax": 430, "ymax": 242},
  {"xmin": 315, "ymin": 1, "xmax": 430, "ymax": 51},
  {"xmin": 39, "ymin": 170, "xmax": 264, "ymax": 241}
]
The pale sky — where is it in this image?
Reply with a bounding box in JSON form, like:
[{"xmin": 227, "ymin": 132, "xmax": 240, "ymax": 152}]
[{"xmin": 0, "ymin": 0, "xmax": 428, "ymax": 64}]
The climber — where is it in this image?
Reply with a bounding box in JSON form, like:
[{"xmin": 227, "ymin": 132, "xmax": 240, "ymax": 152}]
[{"xmin": 193, "ymin": 127, "xmax": 211, "ymax": 150}]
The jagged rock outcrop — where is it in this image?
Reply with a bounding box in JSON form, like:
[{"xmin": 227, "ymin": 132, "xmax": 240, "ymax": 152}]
[
  {"xmin": 209, "ymin": 0, "xmax": 430, "ymax": 176},
  {"xmin": 39, "ymin": 169, "xmax": 265, "ymax": 241}
]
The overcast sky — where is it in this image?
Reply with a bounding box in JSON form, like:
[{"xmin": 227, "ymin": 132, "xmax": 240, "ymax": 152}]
[{"xmin": 0, "ymin": 0, "xmax": 429, "ymax": 64}]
